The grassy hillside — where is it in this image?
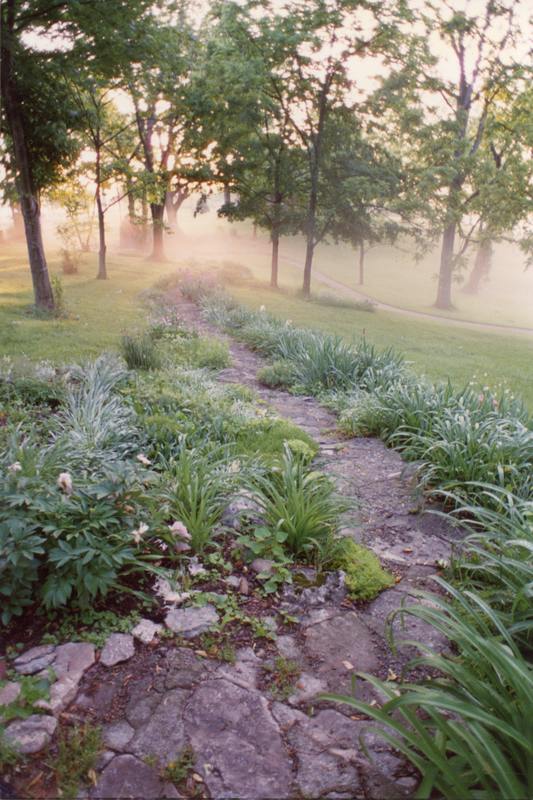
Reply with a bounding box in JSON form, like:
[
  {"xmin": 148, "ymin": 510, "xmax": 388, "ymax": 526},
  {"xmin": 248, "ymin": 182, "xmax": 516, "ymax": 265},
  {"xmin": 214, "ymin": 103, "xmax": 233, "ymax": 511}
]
[{"xmin": 1, "ymin": 242, "xmax": 532, "ymax": 408}]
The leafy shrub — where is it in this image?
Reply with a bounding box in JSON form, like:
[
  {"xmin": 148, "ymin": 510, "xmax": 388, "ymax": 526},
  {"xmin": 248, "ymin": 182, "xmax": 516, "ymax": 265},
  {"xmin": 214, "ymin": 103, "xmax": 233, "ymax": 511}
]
[
  {"xmin": 0, "ymin": 452, "xmax": 152, "ymax": 621},
  {"xmin": 257, "ymin": 360, "xmax": 296, "ymax": 389},
  {"xmin": 324, "ymin": 583, "xmax": 533, "ymax": 800},
  {"xmin": 334, "ymin": 538, "xmax": 394, "ymax": 600},
  {"xmin": 121, "ymin": 332, "xmax": 161, "ymax": 370},
  {"xmin": 249, "ymin": 446, "xmax": 346, "ymax": 561}
]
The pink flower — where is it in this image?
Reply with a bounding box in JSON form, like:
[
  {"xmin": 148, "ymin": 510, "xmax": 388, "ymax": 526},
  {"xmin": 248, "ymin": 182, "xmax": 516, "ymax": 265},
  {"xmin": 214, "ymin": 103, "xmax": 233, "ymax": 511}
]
[
  {"xmin": 137, "ymin": 454, "xmax": 152, "ymax": 466},
  {"xmin": 57, "ymin": 472, "xmax": 73, "ymax": 494},
  {"xmin": 168, "ymin": 521, "xmax": 191, "ymax": 541},
  {"xmin": 8, "ymin": 462, "xmax": 22, "ymax": 473}
]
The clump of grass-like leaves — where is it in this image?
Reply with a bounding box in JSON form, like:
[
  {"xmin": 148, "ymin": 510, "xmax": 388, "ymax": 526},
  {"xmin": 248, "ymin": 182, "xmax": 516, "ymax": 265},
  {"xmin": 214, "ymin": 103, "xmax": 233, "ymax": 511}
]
[
  {"xmin": 248, "ymin": 445, "xmax": 347, "ymax": 561},
  {"xmin": 324, "ymin": 582, "xmax": 533, "ymax": 800},
  {"xmin": 121, "ymin": 332, "xmax": 161, "ymax": 370}
]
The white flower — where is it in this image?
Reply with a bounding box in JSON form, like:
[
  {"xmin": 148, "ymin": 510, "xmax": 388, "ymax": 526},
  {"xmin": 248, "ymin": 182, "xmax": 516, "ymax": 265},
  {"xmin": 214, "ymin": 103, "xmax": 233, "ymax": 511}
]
[
  {"xmin": 8, "ymin": 462, "xmax": 22, "ymax": 473},
  {"xmin": 136, "ymin": 454, "xmax": 152, "ymax": 466},
  {"xmin": 259, "ymin": 305, "xmax": 266, "ymax": 312},
  {"xmin": 285, "ymin": 319, "xmax": 293, "ymax": 326},
  {"xmin": 131, "ymin": 522, "xmax": 149, "ymax": 544},
  {"xmin": 168, "ymin": 521, "xmax": 191, "ymax": 540},
  {"xmin": 57, "ymin": 472, "xmax": 73, "ymax": 495}
]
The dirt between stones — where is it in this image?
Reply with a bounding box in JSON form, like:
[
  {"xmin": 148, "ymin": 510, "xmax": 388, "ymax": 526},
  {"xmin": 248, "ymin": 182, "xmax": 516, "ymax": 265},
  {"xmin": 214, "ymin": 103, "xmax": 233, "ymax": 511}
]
[{"xmin": 5, "ymin": 292, "xmax": 462, "ymax": 800}]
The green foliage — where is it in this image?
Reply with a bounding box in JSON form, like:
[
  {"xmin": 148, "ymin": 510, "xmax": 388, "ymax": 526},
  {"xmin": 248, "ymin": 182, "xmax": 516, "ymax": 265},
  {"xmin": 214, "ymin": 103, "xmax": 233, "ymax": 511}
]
[
  {"xmin": 334, "ymin": 539, "xmax": 394, "ymax": 601},
  {"xmin": 324, "ymin": 583, "xmax": 533, "ymax": 800},
  {"xmin": 339, "ymin": 380, "xmax": 532, "ymax": 507},
  {"xmin": 121, "ymin": 332, "xmax": 162, "ymax": 371},
  {"xmin": 0, "ymin": 730, "xmax": 21, "ymax": 771},
  {"xmin": 236, "ymin": 526, "xmax": 293, "ymax": 594},
  {"xmin": 257, "ymin": 360, "xmax": 296, "ymax": 389},
  {"xmin": 160, "ymin": 444, "xmax": 237, "ymax": 553},
  {"xmin": 249, "ymin": 446, "xmax": 346, "ymax": 562},
  {"xmin": 51, "ymin": 724, "xmax": 102, "ymax": 800},
  {"xmin": 163, "ymin": 746, "xmax": 195, "ymax": 785},
  {"xmin": 0, "ymin": 675, "xmax": 50, "ymax": 724},
  {"xmin": 168, "ymin": 335, "xmax": 230, "ymax": 370},
  {"xmin": 51, "ymin": 275, "xmax": 68, "ymax": 319},
  {"xmin": 265, "ymin": 656, "xmax": 301, "ymax": 701},
  {"xmin": 41, "ymin": 609, "xmax": 141, "ymax": 649}
]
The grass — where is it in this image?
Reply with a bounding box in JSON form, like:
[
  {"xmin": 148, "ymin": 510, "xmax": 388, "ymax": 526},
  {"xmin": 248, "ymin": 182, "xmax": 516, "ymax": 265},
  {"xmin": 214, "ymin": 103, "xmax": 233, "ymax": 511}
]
[
  {"xmin": 0, "ymin": 244, "xmax": 175, "ymax": 362},
  {"xmin": 229, "ymin": 283, "xmax": 533, "ymax": 410},
  {"xmin": 1, "ymin": 243, "xmax": 532, "ymax": 408},
  {"xmin": 51, "ymin": 723, "xmax": 102, "ymax": 799}
]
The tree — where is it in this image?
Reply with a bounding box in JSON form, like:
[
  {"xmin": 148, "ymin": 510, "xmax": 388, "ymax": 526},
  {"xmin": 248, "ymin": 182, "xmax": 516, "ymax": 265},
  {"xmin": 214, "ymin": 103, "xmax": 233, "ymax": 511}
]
[
  {"xmin": 404, "ymin": 0, "xmax": 525, "ymax": 309},
  {"xmin": 125, "ymin": 14, "xmax": 204, "ymax": 261},
  {"xmin": 463, "ymin": 86, "xmax": 533, "ymax": 294},
  {"xmin": 68, "ymin": 81, "xmax": 137, "ymax": 279},
  {"xmin": 0, "ymin": 0, "xmax": 154, "ymax": 309},
  {"xmin": 200, "ymin": 1, "xmax": 307, "ymax": 288}
]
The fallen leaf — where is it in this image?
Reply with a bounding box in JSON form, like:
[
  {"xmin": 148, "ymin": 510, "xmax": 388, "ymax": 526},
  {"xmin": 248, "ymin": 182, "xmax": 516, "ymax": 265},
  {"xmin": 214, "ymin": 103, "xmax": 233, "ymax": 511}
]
[
  {"xmin": 192, "ymin": 773, "xmax": 204, "ymax": 783},
  {"xmin": 402, "ymin": 548, "xmax": 413, "ymax": 554},
  {"xmin": 342, "ymin": 660, "xmax": 354, "ymax": 671},
  {"xmin": 88, "ymin": 769, "xmax": 98, "ymax": 787},
  {"xmin": 387, "ymin": 669, "xmax": 398, "ymax": 681},
  {"xmin": 195, "ymin": 650, "xmax": 208, "ymax": 658}
]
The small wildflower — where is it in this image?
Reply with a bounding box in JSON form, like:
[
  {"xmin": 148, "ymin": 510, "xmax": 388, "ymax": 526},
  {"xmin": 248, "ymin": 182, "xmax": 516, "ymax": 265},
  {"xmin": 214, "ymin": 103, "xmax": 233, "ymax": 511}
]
[
  {"xmin": 137, "ymin": 454, "xmax": 152, "ymax": 466},
  {"xmin": 168, "ymin": 521, "xmax": 191, "ymax": 540},
  {"xmin": 131, "ymin": 522, "xmax": 149, "ymax": 544},
  {"xmin": 8, "ymin": 462, "xmax": 22, "ymax": 473},
  {"xmin": 57, "ymin": 472, "xmax": 73, "ymax": 495},
  {"xmin": 259, "ymin": 305, "xmax": 266, "ymax": 312}
]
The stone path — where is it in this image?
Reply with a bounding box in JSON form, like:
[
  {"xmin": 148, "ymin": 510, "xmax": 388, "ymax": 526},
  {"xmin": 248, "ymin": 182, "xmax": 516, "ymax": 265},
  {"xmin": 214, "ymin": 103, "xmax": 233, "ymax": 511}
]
[{"xmin": 1, "ymin": 294, "xmax": 462, "ymax": 800}]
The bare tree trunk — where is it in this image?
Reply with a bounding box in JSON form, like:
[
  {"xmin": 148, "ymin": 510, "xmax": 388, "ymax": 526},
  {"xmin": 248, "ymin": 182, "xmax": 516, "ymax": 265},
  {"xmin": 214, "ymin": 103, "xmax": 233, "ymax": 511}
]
[
  {"xmin": 463, "ymin": 237, "xmax": 492, "ymax": 294},
  {"xmin": 96, "ymin": 193, "xmax": 107, "ymax": 279},
  {"xmin": 271, "ymin": 226, "xmax": 280, "ymax": 289},
  {"xmin": 1, "ymin": 6, "xmax": 54, "ymax": 310},
  {"xmin": 223, "ymin": 186, "xmax": 231, "ymax": 205},
  {"xmin": 9, "ymin": 202, "xmax": 25, "ymax": 240},
  {"xmin": 149, "ymin": 203, "xmax": 165, "ymax": 260},
  {"xmin": 358, "ymin": 241, "xmax": 365, "ymax": 285},
  {"xmin": 435, "ymin": 222, "xmax": 456, "ymax": 309},
  {"xmin": 302, "ymin": 178, "xmax": 317, "ymax": 297},
  {"xmin": 165, "ymin": 192, "xmax": 178, "ymax": 232}
]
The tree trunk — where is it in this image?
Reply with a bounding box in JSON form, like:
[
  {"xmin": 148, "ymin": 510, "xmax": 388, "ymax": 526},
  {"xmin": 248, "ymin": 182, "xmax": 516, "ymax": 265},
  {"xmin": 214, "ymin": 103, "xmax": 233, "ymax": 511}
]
[
  {"xmin": 223, "ymin": 186, "xmax": 231, "ymax": 205},
  {"xmin": 96, "ymin": 192, "xmax": 107, "ymax": 280},
  {"xmin": 165, "ymin": 192, "xmax": 178, "ymax": 232},
  {"xmin": 1, "ymin": 8, "xmax": 54, "ymax": 310},
  {"xmin": 270, "ymin": 226, "xmax": 280, "ymax": 289},
  {"xmin": 9, "ymin": 202, "xmax": 25, "ymax": 240},
  {"xmin": 302, "ymin": 181, "xmax": 317, "ymax": 297},
  {"xmin": 358, "ymin": 241, "xmax": 365, "ymax": 285},
  {"xmin": 463, "ymin": 238, "xmax": 492, "ymax": 295},
  {"xmin": 434, "ymin": 222, "xmax": 456, "ymax": 309},
  {"xmin": 149, "ymin": 203, "xmax": 165, "ymax": 260}
]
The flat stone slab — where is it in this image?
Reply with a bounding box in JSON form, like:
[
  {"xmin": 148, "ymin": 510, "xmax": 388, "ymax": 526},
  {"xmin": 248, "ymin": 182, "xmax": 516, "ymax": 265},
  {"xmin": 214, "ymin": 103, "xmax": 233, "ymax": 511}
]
[
  {"xmin": 90, "ymin": 754, "xmax": 178, "ymax": 799},
  {"xmin": 37, "ymin": 642, "xmax": 96, "ymax": 715},
  {"xmin": 102, "ymin": 720, "xmax": 135, "ymax": 752},
  {"xmin": 165, "ymin": 604, "xmax": 219, "ymax": 637},
  {"xmin": 100, "ymin": 634, "xmax": 135, "ymax": 667},
  {"xmin": 13, "ymin": 644, "xmax": 56, "ymax": 675},
  {"xmin": 185, "ymin": 679, "xmax": 293, "ymax": 799},
  {"xmin": 4, "ymin": 714, "xmax": 57, "ymax": 754},
  {"xmin": 129, "ymin": 689, "xmax": 188, "ymax": 762},
  {"xmin": 304, "ymin": 612, "xmax": 380, "ymax": 692}
]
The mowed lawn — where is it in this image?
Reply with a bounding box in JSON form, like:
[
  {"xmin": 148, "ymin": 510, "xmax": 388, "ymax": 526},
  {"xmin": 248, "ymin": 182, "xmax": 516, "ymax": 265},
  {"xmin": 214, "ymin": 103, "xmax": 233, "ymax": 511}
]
[{"xmin": 1, "ymin": 242, "xmax": 532, "ymax": 410}]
